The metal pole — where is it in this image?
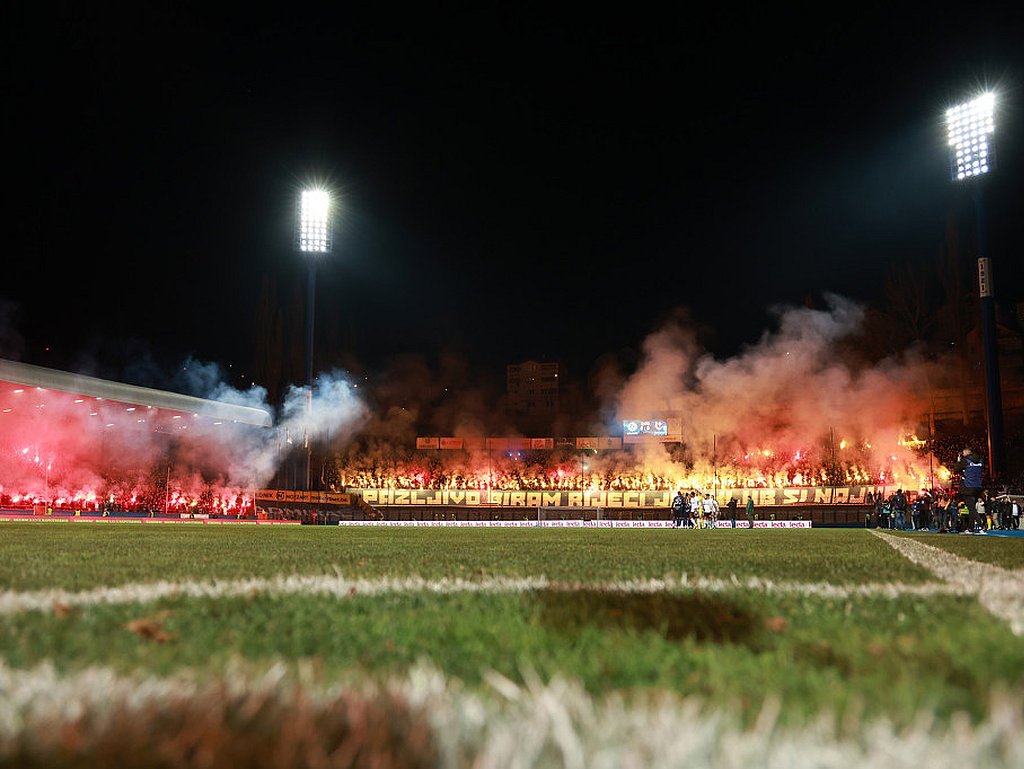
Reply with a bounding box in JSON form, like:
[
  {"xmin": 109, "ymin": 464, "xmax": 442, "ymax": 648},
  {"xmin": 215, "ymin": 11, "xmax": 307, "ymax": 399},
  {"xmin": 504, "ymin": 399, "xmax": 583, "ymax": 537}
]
[
  {"xmin": 713, "ymin": 434, "xmax": 717, "ymax": 494},
  {"xmin": 305, "ymin": 259, "xmax": 316, "ymax": 492},
  {"xmin": 830, "ymin": 427, "xmax": 837, "ymax": 504},
  {"xmin": 973, "ymin": 185, "xmax": 1005, "ymax": 479}
]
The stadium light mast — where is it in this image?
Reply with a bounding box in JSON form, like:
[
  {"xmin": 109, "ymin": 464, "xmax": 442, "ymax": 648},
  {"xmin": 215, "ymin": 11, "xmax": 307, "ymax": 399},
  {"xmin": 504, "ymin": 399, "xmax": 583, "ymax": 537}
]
[
  {"xmin": 945, "ymin": 91, "xmax": 1004, "ymax": 479},
  {"xmin": 296, "ymin": 189, "xmax": 333, "ymax": 493}
]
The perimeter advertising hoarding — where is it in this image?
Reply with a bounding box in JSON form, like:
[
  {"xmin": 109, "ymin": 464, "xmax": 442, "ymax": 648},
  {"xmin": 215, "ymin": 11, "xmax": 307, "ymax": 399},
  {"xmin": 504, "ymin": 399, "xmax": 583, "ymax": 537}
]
[
  {"xmin": 416, "ymin": 437, "xmax": 610, "ymax": 451},
  {"xmin": 351, "ymin": 485, "xmax": 886, "ymax": 507},
  {"xmin": 0, "ymin": 515, "xmax": 301, "ymax": 525},
  {"xmin": 337, "ymin": 520, "xmax": 812, "ymax": 529},
  {"xmin": 576, "ymin": 437, "xmax": 623, "ymax": 450}
]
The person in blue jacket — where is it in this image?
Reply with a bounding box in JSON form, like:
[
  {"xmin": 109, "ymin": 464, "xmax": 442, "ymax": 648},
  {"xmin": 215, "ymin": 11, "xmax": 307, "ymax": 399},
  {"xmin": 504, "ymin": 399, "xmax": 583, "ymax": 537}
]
[{"xmin": 955, "ymin": 448, "xmax": 984, "ymax": 517}]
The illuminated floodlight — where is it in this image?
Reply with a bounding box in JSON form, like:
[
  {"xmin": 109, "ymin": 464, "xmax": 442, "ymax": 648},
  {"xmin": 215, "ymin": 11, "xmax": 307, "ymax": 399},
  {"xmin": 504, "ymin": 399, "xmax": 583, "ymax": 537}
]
[
  {"xmin": 296, "ymin": 189, "xmax": 333, "ymax": 254},
  {"xmin": 946, "ymin": 92, "xmax": 996, "ymax": 181}
]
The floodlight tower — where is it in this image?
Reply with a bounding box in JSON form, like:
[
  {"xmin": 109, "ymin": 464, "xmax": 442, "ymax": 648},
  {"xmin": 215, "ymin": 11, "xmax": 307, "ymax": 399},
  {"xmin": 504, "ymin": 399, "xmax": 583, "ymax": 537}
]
[
  {"xmin": 296, "ymin": 189, "xmax": 333, "ymax": 492},
  {"xmin": 945, "ymin": 92, "xmax": 1004, "ymax": 478}
]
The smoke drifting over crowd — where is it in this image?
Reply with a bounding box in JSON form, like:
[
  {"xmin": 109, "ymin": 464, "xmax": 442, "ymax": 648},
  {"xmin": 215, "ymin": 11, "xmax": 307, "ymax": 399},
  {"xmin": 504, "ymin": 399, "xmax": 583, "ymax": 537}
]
[
  {"xmin": 609, "ymin": 295, "xmax": 937, "ymax": 487},
  {"xmin": 0, "ymin": 358, "xmax": 367, "ymax": 511},
  {"xmin": 332, "ymin": 295, "xmax": 943, "ymax": 493},
  {"xmin": 0, "ymin": 295, "xmax": 946, "ymax": 511}
]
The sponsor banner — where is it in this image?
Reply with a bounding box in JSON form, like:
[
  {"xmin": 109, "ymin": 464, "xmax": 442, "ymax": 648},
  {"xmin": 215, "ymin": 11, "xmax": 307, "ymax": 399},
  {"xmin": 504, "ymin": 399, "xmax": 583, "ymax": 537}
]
[
  {"xmin": 575, "ymin": 437, "xmax": 624, "ymax": 450},
  {"xmin": 350, "ymin": 486, "xmax": 891, "ymax": 507},
  {"xmin": 419, "ymin": 437, "xmax": 616, "ymax": 452},
  {"xmin": 0, "ymin": 514, "xmax": 300, "ymax": 525},
  {"xmin": 337, "ymin": 519, "xmax": 811, "ymax": 529},
  {"xmin": 256, "ymin": 490, "xmax": 352, "ymax": 506},
  {"xmin": 0, "ymin": 515, "xmax": 68, "ymax": 522}
]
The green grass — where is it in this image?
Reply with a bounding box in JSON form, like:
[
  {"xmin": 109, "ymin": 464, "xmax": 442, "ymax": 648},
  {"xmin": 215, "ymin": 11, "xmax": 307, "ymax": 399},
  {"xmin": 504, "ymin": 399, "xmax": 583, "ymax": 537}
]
[
  {"xmin": 0, "ymin": 525, "xmax": 932, "ymax": 591},
  {"xmin": 0, "ymin": 524, "xmax": 1021, "ymax": 731},
  {"xmin": 897, "ymin": 531, "xmax": 1024, "ymax": 569},
  {"xmin": 0, "ymin": 589, "xmax": 1020, "ymax": 727}
]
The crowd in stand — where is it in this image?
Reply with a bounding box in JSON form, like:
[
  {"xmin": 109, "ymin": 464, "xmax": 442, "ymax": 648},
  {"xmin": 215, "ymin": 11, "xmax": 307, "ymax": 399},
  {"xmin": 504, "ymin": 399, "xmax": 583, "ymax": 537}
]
[{"xmin": 868, "ymin": 487, "xmax": 1022, "ymax": 532}]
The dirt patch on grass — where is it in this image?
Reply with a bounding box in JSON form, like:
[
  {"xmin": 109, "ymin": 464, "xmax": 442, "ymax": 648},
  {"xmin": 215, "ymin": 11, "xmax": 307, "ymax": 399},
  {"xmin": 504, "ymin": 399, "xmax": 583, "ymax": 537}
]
[
  {"xmin": 2, "ymin": 680, "xmax": 437, "ymax": 769},
  {"xmin": 532, "ymin": 588, "xmax": 760, "ymax": 645}
]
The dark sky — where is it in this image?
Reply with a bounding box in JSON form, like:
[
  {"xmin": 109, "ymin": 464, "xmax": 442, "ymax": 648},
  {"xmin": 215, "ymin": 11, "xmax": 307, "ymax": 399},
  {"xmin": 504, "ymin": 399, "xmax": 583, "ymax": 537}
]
[{"xmin": 4, "ymin": 4, "xmax": 1023, "ymax": 392}]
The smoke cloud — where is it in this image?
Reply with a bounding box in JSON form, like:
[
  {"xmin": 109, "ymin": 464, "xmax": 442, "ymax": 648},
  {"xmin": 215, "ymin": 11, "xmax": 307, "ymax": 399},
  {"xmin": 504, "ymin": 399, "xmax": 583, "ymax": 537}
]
[
  {"xmin": 611, "ymin": 294, "xmax": 937, "ymax": 485},
  {"xmin": 1, "ymin": 294, "xmax": 949, "ymax": 507},
  {"xmin": 0, "ymin": 356, "xmax": 368, "ymax": 508}
]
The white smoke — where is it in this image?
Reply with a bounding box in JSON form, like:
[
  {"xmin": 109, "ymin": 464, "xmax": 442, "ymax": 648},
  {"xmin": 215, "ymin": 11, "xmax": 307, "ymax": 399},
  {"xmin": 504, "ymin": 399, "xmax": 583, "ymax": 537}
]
[{"xmin": 183, "ymin": 363, "xmax": 368, "ymax": 488}]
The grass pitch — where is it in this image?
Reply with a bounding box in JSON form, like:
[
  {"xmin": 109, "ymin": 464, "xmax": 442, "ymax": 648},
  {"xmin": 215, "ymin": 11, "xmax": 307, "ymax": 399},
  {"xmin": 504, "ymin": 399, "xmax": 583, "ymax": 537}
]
[
  {"xmin": 0, "ymin": 525, "xmax": 933, "ymax": 590},
  {"xmin": 0, "ymin": 524, "xmax": 1022, "ymax": 767},
  {"xmin": 900, "ymin": 530, "xmax": 1024, "ymax": 569}
]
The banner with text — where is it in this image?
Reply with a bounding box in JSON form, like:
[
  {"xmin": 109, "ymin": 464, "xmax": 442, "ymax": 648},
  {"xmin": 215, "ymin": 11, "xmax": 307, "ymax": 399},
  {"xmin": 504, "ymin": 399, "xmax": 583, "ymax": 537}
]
[
  {"xmin": 349, "ymin": 486, "xmax": 890, "ymax": 507},
  {"xmin": 256, "ymin": 490, "xmax": 352, "ymax": 506}
]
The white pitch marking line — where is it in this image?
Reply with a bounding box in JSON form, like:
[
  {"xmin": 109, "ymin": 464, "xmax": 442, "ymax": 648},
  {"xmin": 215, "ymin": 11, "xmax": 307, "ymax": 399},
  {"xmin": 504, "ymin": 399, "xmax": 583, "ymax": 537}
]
[
  {"xmin": 872, "ymin": 530, "xmax": 1024, "ymax": 635},
  {"xmin": 0, "ymin": 660, "xmax": 1022, "ymax": 769},
  {"xmin": 0, "ymin": 572, "xmax": 963, "ymax": 616}
]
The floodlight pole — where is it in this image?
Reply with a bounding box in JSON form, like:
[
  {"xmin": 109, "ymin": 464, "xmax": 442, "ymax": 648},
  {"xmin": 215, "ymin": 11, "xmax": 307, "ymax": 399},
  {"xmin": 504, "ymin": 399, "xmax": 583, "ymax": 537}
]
[
  {"xmin": 305, "ymin": 259, "xmax": 315, "ymax": 494},
  {"xmin": 945, "ymin": 92, "xmax": 1005, "ymax": 481},
  {"xmin": 973, "ymin": 185, "xmax": 1005, "ymax": 478},
  {"xmin": 296, "ymin": 189, "xmax": 333, "ymax": 498}
]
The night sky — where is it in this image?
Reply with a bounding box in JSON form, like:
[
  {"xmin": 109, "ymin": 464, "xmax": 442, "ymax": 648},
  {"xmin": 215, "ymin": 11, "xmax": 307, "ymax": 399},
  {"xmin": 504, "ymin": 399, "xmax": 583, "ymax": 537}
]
[{"xmin": 4, "ymin": 5, "xmax": 1023, "ymax": 395}]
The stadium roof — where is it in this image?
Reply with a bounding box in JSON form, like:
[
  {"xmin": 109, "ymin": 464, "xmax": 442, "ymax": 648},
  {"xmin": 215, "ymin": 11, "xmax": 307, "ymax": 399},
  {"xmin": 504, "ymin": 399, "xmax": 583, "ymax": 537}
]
[{"xmin": 0, "ymin": 358, "xmax": 272, "ymax": 428}]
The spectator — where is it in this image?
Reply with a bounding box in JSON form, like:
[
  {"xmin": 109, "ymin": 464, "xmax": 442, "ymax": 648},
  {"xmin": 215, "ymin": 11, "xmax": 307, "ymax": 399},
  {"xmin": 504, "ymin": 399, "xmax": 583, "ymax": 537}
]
[
  {"xmin": 671, "ymin": 490, "xmax": 686, "ymax": 528},
  {"xmin": 955, "ymin": 448, "xmax": 984, "ymax": 511}
]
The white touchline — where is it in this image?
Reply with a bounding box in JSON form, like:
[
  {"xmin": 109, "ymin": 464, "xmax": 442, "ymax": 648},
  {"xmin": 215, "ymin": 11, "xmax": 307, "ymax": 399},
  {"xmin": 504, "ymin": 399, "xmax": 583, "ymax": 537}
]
[
  {"xmin": 0, "ymin": 572, "xmax": 965, "ymax": 616},
  {"xmin": 872, "ymin": 530, "xmax": 1024, "ymax": 636}
]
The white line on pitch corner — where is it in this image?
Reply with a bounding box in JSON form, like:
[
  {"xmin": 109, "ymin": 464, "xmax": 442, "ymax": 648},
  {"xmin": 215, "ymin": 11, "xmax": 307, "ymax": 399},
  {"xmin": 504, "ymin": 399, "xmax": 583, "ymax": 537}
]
[{"xmin": 872, "ymin": 529, "xmax": 1024, "ymax": 635}]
